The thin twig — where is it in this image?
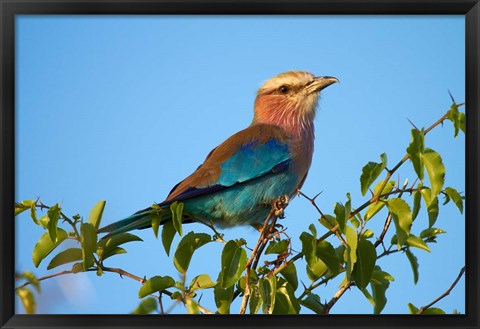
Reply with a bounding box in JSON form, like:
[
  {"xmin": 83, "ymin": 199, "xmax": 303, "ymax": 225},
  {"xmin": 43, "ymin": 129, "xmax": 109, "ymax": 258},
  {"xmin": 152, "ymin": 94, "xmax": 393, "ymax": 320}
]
[
  {"xmin": 15, "ymin": 270, "xmax": 85, "ymax": 290},
  {"xmin": 321, "ymin": 281, "xmax": 353, "ymax": 314},
  {"xmin": 298, "ymin": 268, "xmax": 346, "ymax": 301},
  {"xmin": 417, "ymin": 266, "xmax": 466, "ymax": 314},
  {"xmin": 377, "ymin": 246, "xmax": 408, "ymax": 259},
  {"xmin": 158, "ymin": 292, "xmax": 165, "ymax": 314},
  {"xmin": 297, "ymin": 191, "xmax": 347, "ymax": 247},
  {"xmin": 374, "ymin": 214, "xmax": 393, "ymax": 248}
]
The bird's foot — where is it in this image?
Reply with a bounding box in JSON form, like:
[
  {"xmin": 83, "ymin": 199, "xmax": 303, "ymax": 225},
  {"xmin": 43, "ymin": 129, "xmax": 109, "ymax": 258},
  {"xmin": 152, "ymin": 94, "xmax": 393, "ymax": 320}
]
[{"xmin": 273, "ymin": 195, "xmax": 289, "ymax": 219}]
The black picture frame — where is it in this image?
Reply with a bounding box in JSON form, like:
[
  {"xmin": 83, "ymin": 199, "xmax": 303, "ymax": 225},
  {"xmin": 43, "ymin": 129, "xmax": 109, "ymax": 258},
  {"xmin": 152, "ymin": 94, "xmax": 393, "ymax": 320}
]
[{"xmin": 1, "ymin": 1, "xmax": 478, "ymax": 328}]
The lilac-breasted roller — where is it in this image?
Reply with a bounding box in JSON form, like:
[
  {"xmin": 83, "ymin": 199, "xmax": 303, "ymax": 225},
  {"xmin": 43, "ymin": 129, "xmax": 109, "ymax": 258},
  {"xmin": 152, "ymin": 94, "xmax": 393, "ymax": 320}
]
[{"xmin": 98, "ymin": 71, "xmax": 338, "ymax": 236}]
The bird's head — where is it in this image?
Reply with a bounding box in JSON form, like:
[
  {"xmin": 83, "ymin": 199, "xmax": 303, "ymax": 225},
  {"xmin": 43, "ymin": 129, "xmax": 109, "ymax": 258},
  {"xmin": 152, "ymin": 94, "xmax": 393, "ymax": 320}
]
[{"xmin": 252, "ymin": 71, "xmax": 338, "ymax": 135}]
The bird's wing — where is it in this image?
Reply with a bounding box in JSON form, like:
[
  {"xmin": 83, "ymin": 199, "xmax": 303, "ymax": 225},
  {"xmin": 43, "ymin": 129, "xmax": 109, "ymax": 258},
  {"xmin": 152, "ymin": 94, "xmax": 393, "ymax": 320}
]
[{"xmin": 161, "ymin": 124, "xmax": 292, "ymax": 205}]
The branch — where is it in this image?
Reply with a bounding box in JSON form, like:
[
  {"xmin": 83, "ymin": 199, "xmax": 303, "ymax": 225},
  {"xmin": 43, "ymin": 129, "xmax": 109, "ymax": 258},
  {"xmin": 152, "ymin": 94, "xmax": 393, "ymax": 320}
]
[
  {"xmin": 377, "ymin": 245, "xmax": 408, "ymax": 259},
  {"xmin": 239, "ymin": 209, "xmax": 278, "ymax": 314},
  {"xmin": 101, "ymin": 266, "xmax": 147, "ymax": 284},
  {"xmin": 321, "ymin": 281, "xmax": 353, "ymax": 314},
  {"xmin": 416, "ymin": 266, "xmax": 466, "ymax": 314},
  {"xmin": 34, "ymin": 200, "xmax": 82, "ymax": 240},
  {"xmin": 298, "ymin": 268, "xmax": 346, "ymax": 301},
  {"xmin": 15, "ymin": 269, "xmax": 85, "ymax": 290}
]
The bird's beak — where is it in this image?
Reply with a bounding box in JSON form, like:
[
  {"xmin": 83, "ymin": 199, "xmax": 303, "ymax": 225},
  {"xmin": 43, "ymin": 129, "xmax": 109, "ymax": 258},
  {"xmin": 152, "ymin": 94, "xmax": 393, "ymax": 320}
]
[{"xmin": 305, "ymin": 76, "xmax": 339, "ymax": 94}]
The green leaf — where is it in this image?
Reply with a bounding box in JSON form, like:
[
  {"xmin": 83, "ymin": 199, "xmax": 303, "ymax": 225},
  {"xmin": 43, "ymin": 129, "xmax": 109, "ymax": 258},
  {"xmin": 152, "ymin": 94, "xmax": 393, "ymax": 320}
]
[
  {"xmin": 32, "ymin": 229, "xmax": 68, "ymax": 267},
  {"xmin": 150, "ymin": 212, "xmax": 161, "ymax": 239},
  {"xmin": 71, "ymin": 262, "xmax": 86, "ymax": 273},
  {"xmin": 300, "ymin": 293, "xmax": 324, "ymax": 314},
  {"xmin": 170, "ymin": 291, "xmax": 182, "ymax": 301},
  {"xmin": 132, "ymin": 298, "xmax": 157, "ymax": 314},
  {"xmin": 458, "ymin": 111, "xmax": 465, "ymax": 134},
  {"xmin": 406, "ymin": 234, "xmax": 430, "ymax": 252},
  {"xmin": 161, "ymin": 220, "xmax": 176, "ymax": 256},
  {"xmin": 300, "ymin": 232, "xmax": 327, "ymax": 280},
  {"xmin": 47, "ymin": 204, "xmax": 61, "ymax": 243},
  {"xmin": 387, "ymin": 198, "xmax": 412, "ymax": 247},
  {"xmin": 345, "ymin": 193, "xmax": 352, "ymax": 225},
  {"xmin": 364, "ymin": 180, "xmax": 395, "ymax": 221},
  {"xmin": 406, "ymin": 128, "xmax": 425, "ymax": 180},
  {"xmin": 173, "ymin": 232, "xmax": 211, "ymax": 274},
  {"xmin": 39, "ymin": 215, "xmax": 49, "ymax": 229},
  {"xmin": 300, "ymin": 232, "xmax": 316, "ymax": 269},
  {"xmin": 344, "ymin": 226, "xmax": 358, "ymax": 281},
  {"xmin": 16, "ymin": 288, "xmax": 36, "ymax": 314},
  {"xmin": 319, "ymin": 215, "xmax": 337, "ymax": 230},
  {"xmin": 408, "ymin": 302, "xmax": 419, "ymax": 314},
  {"xmin": 18, "ymin": 272, "xmax": 41, "ymax": 293},
  {"xmin": 422, "ymin": 307, "xmax": 446, "ymax": 314},
  {"xmin": 412, "ymin": 190, "xmax": 422, "ymax": 220},
  {"xmin": 15, "ymin": 200, "xmax": 35, "ymax": 216},
  {"xmin": 335, "ymin": 245, "xmax": 346, "ymax": 265},
  {"xmin": 189, "ymin": 274, "xmax": 216, "ymax": 291},
  {"xmin": 97, "ymin": 232, "xmax": 142, "ymax": 259},
  {"xmin": 352, "ymin": 239, "xmax": 376, "ymax": 289},
  {"xmin": 361, "ymin": 229, "xmax": 374, "ymax": 239},
  {"xmin": 447, "ymin": 102, "xmax": 460, "ymax": 137},
  {"xmin": 370, "ymin": 267, "xmax": 394, "ymax": 314},
  {"xmin": 273, "ymin": 278, "xmax": 299, "ymax": 314},
  {"xmin": 444, "ymin": 187, "xmax": 463, "ymax": 214},
  {"xmin": 360, "ymin": 153, "xmax": 387, "ymax": 196},
  {"xmin": 349, "ymin": 214, "xmax": 360, "ymax": 229},
  {"xmin": 316, "ymin": 240, "xmax": 340, "ymax": 275},
  {"xmin": 88, "ymin": 200, "xmax": 106, "ymax": 231},
  {"xmin": 214, "ymin": 273, "xmax": 234, "ymax": 314},
  {"xmin": 29, "ymin": 203, "xmax": 39, "ymax": 225},
  {"xmin": 185, "ymin": 298, "xmax": 200, "ymax": 314},
  {"xmin": 405, "ymin": 248, "xmax": 419, "ymax": 284},
  {"xmin": 170, "ymin": 202, "xmax": 183, "ymax": 236},
  {"xmin": 423, "ymin": 148, "xmax": 445, "ymax": 197},
  {"xmin": 220, "ymin": 240, "xmax": 247, "ymax": 289},
  {"xmin": 102, "ymin": 247, "xmax": 127, "ymax": 260},
  {"xmin": 280, "ymin": 262, "xmax": 298, "ymax": 291},
  {"xmin": 359, "ymin": 287, "xmax": 375, "ymax": 307},
  {"xmin": 138, "ymin": 276, "xmax": 175, "ymax": 298},
  {"xmin": 81, "ymin": 223, "xmax": 97, "ymax": 271},
  {"xmin": 334, "ymin": 203, "xmax": 347, "ymax": 234},
  {"xmin": 249, "ymin": 284, "xmax": 262, "ymax": 314},
  {"xmin": 420, "ymin": 188, "xmax": 439, "ymax": 227},
  {"xmin": 47, "ymin": 248, "xmax": 83, "ymax": 270},
  {"xmin": 420, "ymin": 227, "xmax": 446, "ymax": 239},
  {"xmin": 265, "ymin": 239, "xmax": 289, "ymax": 255},
  {"xmin": 259, "ymin": 276, "xmax": 277, "ymax": 314}
]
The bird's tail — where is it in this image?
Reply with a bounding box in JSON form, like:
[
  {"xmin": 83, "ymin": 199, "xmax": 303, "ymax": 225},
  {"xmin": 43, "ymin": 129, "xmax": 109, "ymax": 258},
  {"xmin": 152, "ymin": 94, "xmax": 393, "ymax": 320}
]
[{"xmin": 97, "ymin": 206, "xmax": 170, "ymax": 238}]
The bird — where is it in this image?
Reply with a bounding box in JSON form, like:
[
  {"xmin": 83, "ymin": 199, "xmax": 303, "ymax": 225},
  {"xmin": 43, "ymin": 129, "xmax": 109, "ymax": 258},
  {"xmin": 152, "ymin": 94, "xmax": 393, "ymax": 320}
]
[{"xmin": 98, "ymin": 71, "xmax": 338, "ymax": 237}]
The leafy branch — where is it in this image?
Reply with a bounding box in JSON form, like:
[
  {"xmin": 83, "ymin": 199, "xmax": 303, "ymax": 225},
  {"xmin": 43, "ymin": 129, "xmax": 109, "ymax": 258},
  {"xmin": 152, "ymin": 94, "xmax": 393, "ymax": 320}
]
[
  {"xmin": 14, "ymin": 100, "xmax": 465, "ymax": 315},
  {"xmin": 408, "ymin": 266, "xmax": 466, "ymax": 314}
]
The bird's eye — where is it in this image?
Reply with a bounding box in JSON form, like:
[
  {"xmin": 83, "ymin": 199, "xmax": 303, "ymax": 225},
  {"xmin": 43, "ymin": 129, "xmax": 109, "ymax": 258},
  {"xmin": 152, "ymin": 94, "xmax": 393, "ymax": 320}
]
[{"xmin": 279, "ymin": 85, "xmax": 289, "ymax": 94}]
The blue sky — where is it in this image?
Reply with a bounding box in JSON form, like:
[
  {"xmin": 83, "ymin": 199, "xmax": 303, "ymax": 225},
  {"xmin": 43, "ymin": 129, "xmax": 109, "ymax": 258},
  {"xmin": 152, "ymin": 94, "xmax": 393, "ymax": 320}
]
[{"xmin": 15, "ymin": 15, "xmax": 465, "ymax": 314}]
